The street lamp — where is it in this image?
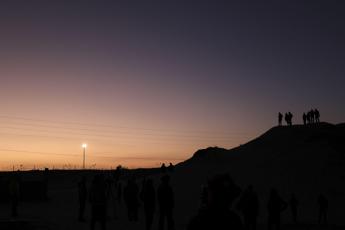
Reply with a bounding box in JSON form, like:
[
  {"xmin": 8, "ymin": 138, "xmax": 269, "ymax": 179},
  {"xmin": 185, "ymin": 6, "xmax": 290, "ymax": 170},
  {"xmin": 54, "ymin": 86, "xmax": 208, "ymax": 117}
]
[{"xmin": 82, "ymin": 143, "xmax": 87, "ymax": 169}]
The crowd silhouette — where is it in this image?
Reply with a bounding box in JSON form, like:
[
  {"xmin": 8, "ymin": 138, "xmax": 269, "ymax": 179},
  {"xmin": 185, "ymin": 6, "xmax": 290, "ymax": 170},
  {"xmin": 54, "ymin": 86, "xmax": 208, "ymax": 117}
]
[
  {"xmin": 278, "ymin": 109, "xmax": 321, "ymax": 126},
  {"xmin": 2, "ymin": 168, "xmax": 331, "ymax": 230}
]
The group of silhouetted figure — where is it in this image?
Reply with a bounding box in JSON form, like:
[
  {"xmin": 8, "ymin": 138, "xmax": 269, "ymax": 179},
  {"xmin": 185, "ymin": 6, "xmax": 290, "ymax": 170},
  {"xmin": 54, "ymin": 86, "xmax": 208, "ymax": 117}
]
[
  {"xmin": 187, "ymin": 173, "xmax": 329, "ymax": 230},
  {"xmin": 77, "ymin": 172, "xmax": 175, "ymax": 230},
  {"xmin": 302, "ymin": 109, "xmax": 320, "ymax": 125},
  {"xmin": 4, "ymin": 170, "xmax": 330, "ymax": 230},
  {"xmin": 278, "ymin": 109, "xmax": 321, "ymax": 126},
  {"xmin": 278, "ymin": 112, "xmax": 293, "ymax": 126}
]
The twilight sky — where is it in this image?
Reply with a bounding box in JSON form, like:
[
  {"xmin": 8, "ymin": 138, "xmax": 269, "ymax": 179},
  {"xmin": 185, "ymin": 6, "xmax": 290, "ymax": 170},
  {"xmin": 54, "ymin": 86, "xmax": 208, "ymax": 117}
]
[{"xmin": 0, "ymin": 1, "xmax": 344, "ymax": 169}]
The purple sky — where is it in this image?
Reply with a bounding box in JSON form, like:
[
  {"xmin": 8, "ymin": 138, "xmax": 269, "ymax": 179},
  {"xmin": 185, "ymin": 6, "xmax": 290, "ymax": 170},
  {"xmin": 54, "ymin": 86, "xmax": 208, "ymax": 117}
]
[{"xmin": 0, "ymin": 1, "xmax": 344, "ymax": 169}]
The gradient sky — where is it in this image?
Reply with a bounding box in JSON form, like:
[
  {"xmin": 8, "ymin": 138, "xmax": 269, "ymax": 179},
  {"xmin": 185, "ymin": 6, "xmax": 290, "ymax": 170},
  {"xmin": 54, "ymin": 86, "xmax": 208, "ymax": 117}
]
[{"xmin": 0, "ymin": 1, "xmax": 344, "ymax": 170}]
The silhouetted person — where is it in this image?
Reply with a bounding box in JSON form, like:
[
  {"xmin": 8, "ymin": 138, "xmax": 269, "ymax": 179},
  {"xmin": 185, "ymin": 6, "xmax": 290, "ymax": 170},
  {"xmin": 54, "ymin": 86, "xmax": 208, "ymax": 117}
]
[
  {"xmin": 9, "ymin": 176, "xmax": 20, "ymax": 218},
  {"xmin": 89, "ymin": 174, "xmax": 107, "ymax": 230},
  {"xmin": 238, "ymin": 185, "xmax": 259, "ymax": 230},
  {"xmin": 117, "ymin": 180, "xmax": 122, "ymax": 204},
  {"xmin": 141, "ymin": 179, "xmax": 156, "ymax": 230},
  {"xmin": 302, "ymin": 113, "xmax": 307, "ymax": 125},
  {"xmin": 168, "ymin": 163, "xmax": 174, "ymax": 172},
  {"xmin": 288, "ymin": 112, "xmax": 293, "ymax": 125},
  {"xmin": 161, "ymin": 163, "xmax": 167, "ymax": 173},
  {"xmin": 267, "ymin": 189, "xmax": 287, "ymax": 230},
  {"xmin": 314, "ymin": 109, "xmax": 320, "ymax": 123},
  {"xmin": 284, "ymin": 113, "xmax": 293, "ymax": 126},
  {"xmin": 158, "ymin": 175, "xmax": 174, "ymax": 230},
  {"xmin": 187, "ymin": 173, "xmax": 243, "ymax": 230},
  {"xmin": 78, "ymin": 176, "xmax": 87, "ymax": 222},
  {"xmin": 278, "ymin": 113, "xmax": 283, "ymax": 126},
  {"xmin": 289, "ymin": 193, "xmax": 299, "ymax": 223},
  {"xmin": 124, "ymin": 178, "xmax": 140, "ymax": 221},
  {"xmin": 106, "ymin": 175, "xmax": 118, "ymax": 219},
  {"xmin": 318, "ymin": 194, "xmax": 328, "ymax": 225},
  {"xmin": 306, "ymin": 111, "xmax": 311, "ymax": 124},
  {"xmin": 310, "ymin": 110, "xmax": 315, "ymax": 123}
]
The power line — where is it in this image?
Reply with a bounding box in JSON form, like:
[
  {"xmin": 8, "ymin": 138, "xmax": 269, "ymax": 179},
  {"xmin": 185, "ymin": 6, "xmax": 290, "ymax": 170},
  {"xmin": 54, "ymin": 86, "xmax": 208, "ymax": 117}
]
[{"xmin": 0, "ymin": 114, "xmax": 253, "ymax": 136}]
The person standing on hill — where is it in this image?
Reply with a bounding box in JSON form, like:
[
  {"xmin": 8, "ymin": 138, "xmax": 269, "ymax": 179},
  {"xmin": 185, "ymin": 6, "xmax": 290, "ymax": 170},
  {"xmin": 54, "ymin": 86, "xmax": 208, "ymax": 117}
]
[
  {"xmin": 267, "ymin": 189, "xmax": 287, "ymax": 230},
  {"xmin": 302, "ymin": 113, "xmax": 307, "ymax": 125},
  {"xmin": 78, "ymin": 176, "xmax": 87, "ymax": 222},
  {"xmin": 318, "ymin": 194, "xmax": 328, "ymax": 225},
  {"xmin": 289, "ymin": 193, "xmax": 299, "ymax": 224},
  {"xmin": 314, "ymin": 109, "xmax": 320, "ymax": 123},
  {"xmin": 141, "ymin": 178, "xmax": 156, "ymax": 230},
  {"xmin": 278, "ymin": 113, "xmax": 283, "ymax": 126},
  {"xmin": 158, "ymin": 175, "xmax": 175, "ymax": 230}
]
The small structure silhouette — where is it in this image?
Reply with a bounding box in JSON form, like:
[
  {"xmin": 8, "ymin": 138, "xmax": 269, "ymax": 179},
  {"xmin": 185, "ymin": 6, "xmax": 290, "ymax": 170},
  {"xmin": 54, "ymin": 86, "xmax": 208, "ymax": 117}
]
[
  {"xmin": 267, "ymin": 189, "xmax": 287, "ymax": 230},
  {"xmin": 157, "ymin": 175, "xmax": 175, "ymax": 230},
  {"xmin": 318, "ymin": 194, "xmax": 328, "ymax": 225}
]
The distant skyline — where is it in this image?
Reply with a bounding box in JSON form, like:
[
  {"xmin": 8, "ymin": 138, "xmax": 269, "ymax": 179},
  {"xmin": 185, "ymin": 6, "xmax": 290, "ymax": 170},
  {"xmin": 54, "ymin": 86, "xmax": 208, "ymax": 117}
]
[{"xmin": 0, "ymin": 1, "xmax": 344, "ymax": 169}]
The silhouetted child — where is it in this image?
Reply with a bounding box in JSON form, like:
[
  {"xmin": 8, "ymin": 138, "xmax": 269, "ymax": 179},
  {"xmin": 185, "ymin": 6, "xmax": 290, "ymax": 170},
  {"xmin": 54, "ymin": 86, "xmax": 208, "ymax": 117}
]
[
  {"xmin": 267, "ymin": 189, "xmax": 287, "ymax": 230},
  {"xmin": 289, "ymin": 193, "xmax": 299, "ymax": 223},
  {"xmin": 9, "ymin": 175, "xmax": 20, "ymax": 218},
  {"xmin": 187, "ymin": 173, "xmax": 243, "ymax": 230},
  {"xmin": 124, "ymin": 178, "xmax": 140, "ymax": 221},
  {"xmin": 78, "ymin": 176, "xmax": 87, "ymax": 222},
  {"xmin": 238, "ymin": 185, "xmax": 259, "ymax": 230},
  {"xmin": 318, "ymin": 194, "xmax": 328, "ymax": 225},
  {"xmin": 158, "ymin": 175, "xmax": 175, "ymax": 230},
  {"xmin": 141, "ymin": 178, "xmax": 156, "ymax": 230},
  {"xmin": 89, "ymin": 174, "xmax": 107, "ymax": 230}
]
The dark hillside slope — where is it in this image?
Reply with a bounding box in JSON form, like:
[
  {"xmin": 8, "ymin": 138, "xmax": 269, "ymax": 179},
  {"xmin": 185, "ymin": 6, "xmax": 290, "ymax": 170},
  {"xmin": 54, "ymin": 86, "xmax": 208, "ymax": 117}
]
[{"xmin": 173, "ymin": 123, "xmax": 345, "ymax": 225}]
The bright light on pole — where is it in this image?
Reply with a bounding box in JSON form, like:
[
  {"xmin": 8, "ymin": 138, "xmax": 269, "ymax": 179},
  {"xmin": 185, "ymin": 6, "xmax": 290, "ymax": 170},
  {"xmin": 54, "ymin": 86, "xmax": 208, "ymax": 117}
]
[{"xmin": 82, "ymin": 144, "xmax": 87, "ymax": 169}]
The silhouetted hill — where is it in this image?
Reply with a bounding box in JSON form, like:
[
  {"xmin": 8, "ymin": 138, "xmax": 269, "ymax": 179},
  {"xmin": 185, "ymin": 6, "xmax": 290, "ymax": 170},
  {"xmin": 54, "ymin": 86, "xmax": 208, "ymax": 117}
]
[{"xmin": 173, "ymin": 122, "xmax": 345, "ymax": 225}]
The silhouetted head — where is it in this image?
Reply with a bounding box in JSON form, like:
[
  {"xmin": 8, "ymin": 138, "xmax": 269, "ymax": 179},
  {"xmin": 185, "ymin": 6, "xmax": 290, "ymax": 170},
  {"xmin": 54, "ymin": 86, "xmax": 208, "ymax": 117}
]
[{"xmin": 206, "ymin": 174, "xmax": 241, "ymax": 208}]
